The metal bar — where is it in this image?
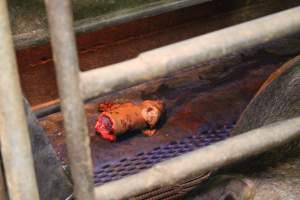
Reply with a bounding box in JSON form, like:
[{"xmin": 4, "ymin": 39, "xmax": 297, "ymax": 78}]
[
  {"xmin": 33, "ymin": 100, "xmax": 61, "ymax": 118},
  {"xmin": 0, "ymin": 115, "xmax": 8, "ymax": 200},
  {"xmin": 75, "ymin": 0, "xmax": 211, "ymax": 34},
  {"xmin": 0, "ymin": 1, "xmax": 40, "ymax": 199},
  {"xmin": 81, "ymin": 6, "xmax": 300, "ymax": 100},
  {"xmin": 95, "ymin": 117, "xmax": 300, "ymax": 200},
  {"xmin": 14, "ymin": 0, "xmax": 210, "ymax": 49},
  {"xmin": 44, "ymin": 0, "xmax": 94, "ymax": 199},
  {"xmin": 0, "ymin": 157, "xmax": 8, "ymax": 200}
]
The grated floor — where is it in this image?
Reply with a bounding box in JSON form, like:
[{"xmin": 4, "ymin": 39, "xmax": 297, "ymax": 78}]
[{"xmin": 93, "ymin": 122, "xmax": 234, "ymax": 185}]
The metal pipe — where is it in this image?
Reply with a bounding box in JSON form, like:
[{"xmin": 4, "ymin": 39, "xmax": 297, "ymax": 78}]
[
  {"xmin": 81, "ymin": 6, "xmax": 300, "ymax": 100},
  {"xmin": 44, "ymin": 0, "xmax": 94, "ymax": 199},
  {"xmin": 14, "ymin": 0, "xmax": 210, "ymax": 49},
  {"xmin": 0, "ymin": 159, "xmax": 7, "ymax": 200},
  {"xmin": 0, "ymin": 1, "xmax": 40, "ymax": 199},
  {"xmin": 95, "ymin": 117, "xmax": 300, "ymax": 200},
  {"xmin": 33, "ymin": 103, "xmax": 61, "ymax": 118},
  {"xmin": 0, "ymin": 114, "xmax": 8, "ymax": 200},
  {"xmin": 75, "ymin": 0, "xmax": 211, "ymax": 34}
]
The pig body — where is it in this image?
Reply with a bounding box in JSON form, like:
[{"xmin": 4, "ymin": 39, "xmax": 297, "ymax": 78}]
[
  {"xmin": 95, "ymin": 100, "xmax": 164, "ymax": 142},
  {"xmin": 230, "ymin": 55, "xmax": 300, "ymax": 200}
]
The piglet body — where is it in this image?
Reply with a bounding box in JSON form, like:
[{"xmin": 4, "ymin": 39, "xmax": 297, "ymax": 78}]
[{"xmin": 95, "ymin": 100, "xmax": 164, "ymax": 142}]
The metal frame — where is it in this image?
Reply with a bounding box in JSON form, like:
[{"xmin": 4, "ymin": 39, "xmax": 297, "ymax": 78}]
[
  {"xmin": 44, "ymin": 0, "xmax": 94, "ymax": 199},
  {"xmin": 0, "ymin": 0, "xmax": 300, "ymax": 199},
  {"xmin": 95, "ymin": 117, "xmax": 300, "ymax": 199},
  {"xmin": 80, "ymin": 6, "xmax": 300, "ymax": 100},
  {"xmin": 14, "ymin": 0, "xmax": 210, "ymax": 50},
  {"xmin": 0, "ymin": 1, "xmax": 40, "ymax": 199}
]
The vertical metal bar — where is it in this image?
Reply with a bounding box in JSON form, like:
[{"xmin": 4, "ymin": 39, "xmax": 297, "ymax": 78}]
[
  {"xmin": 44, "ymin": 0, "xmax": 94, "ymax": 199},
  {"xmin": 0, "ymin": 159, "xmax": 8, "ymax": 200},
  {"xmin": 0, "ymin": 1, "xmax": 40, "ymax": 200},
  {"xmin": 0, "ymin": 114, "xmax": 8, "ymax": 200}
]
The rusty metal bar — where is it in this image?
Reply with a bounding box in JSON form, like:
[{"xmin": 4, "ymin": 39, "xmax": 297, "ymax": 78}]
[
  {"xmin": 95, "ymin": 117, "xmax": 300, "ymax": 200},
  {"xmin": 0, "ymin": 1, "xmax": 40, "ymax": 199},
  {"xmin": 44, "ymin": 0, "xmax": 94, "ymax": 199},
  {"xmin": 81, "ymin": 6, "xmax": 300, "ymax": 100}
]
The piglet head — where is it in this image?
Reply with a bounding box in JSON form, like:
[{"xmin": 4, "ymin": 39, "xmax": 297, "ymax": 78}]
[{"xmin": 141, "ymin": 100, "xmax": 164, "ymax": 128}]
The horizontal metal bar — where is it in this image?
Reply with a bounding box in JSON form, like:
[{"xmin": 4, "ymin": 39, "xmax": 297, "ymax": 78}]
[
  {"xmin": 81, "ymin": 6, "xmax": 300, "ymax": 100},
  {"xmin": 44, "ymin": 0, "xmax": 94, "ymax": 199},
  {"xmin": 14, "ymin": 0, "xmax": 210, "ymax": 49},
  {"xmin": 95, "ymin": 117, "xmax": 300, "ymax": 200},
  {"xmin": 75, "ymin": 0, "xmax": 211, "ymax": 34},
  {"xmin": 32, "ymin": 100, "xmax": 61, "ymax": 118},
  {"xmin": 34, "ymin": 104, "xmax": 60, "ymax": 118},
  {"xmin": 0, "ymin": 0, "xmax": 40, "ymax": 199}
]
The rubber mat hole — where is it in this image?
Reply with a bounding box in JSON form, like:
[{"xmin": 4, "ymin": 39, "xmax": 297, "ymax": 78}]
[
  {"xmin": 139, "ymin": 166, "xmax": 148, "ymax": 170},
  {"xmin": 153, "ymin": 147, "xmax": 161, "ymax": 151},
  {"xmin": 114, "ymin": 164, "xmax": 121, "ymax": 168},
  {"xmin": 134, "ymin": 162, "xmax": 143, "ymax": 166},
  {"xmin": 110, "ymin": 174, "xmax": 117, "ymax": 178},
  {"xmin": 167, "ymin": 149, "xmax": 174, "ymax": 153},
  {"xmin": 120, "ymin": 158, "xmax": 128, "ymax": 162},
  {"xmin": 163, "ymin": 146, "xmax": 170, "ymax": 150},
  {"xmin": 102, "ymin": 164, "xmax": 110, "ymax": 169},
  {"xmin": 104, "ymin": 169, "xmax": 113, "ymax": 174},
  {"xmin": 140, "ymin": 157, "xmax": 147, "ymax": 160},
  {"xmin": 97, "ymin": 174, "xmax": 108, "ymax": 179},
  {"xmin": 116, "ymin": 168, "xmax": 125, "ymax": 172},
  {"xmin": 178, "ymin": 149, "xmax": 187, "ymax": 153},
  {"xmin": 145, "ymin": 160, "xmax": 153, "ymax": 165},
  {"xmin": 95, "ymin": 170, "xmax": 104, "ymax": 174},
  {"xmin": 123, "ymin": 163, "xmax": 130, "ymax": 167},
  {"xmin": 127, "ymin": 167, "xmax": 136, "ymax": 171},
  {"xmin": 120, "ymin": 172, "xmax": 129, "ymax": 176},
  {"xmin": 151, "ymin": 156, "xmax": 160, "ymax": 160},
  {"xmin": 161, "ymin": 154, "xmax": 170, "ymax": 159}
]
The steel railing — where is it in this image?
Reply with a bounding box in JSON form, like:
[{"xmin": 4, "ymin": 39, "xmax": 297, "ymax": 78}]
[
  {"xmin": 44, "ymin": 0, "xmax": 94, "ymax": 199},
  {"xmin": 0, "ymin": 1, "xmax": 40, "ymax": 200},
  {"xmin": 0, "ymin": 0, "xmax": 300, "ymax": 199},
  {"xmin": 95, "ymin": 117, "xmax": 300, "ymax": 199},
  {"xmin": 14, "ymin": 0, "xmax": 211, "ymax": 50},
  {"xmin": 80, "ymin": 5, "xmax": 300, "ymax": 100}
]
